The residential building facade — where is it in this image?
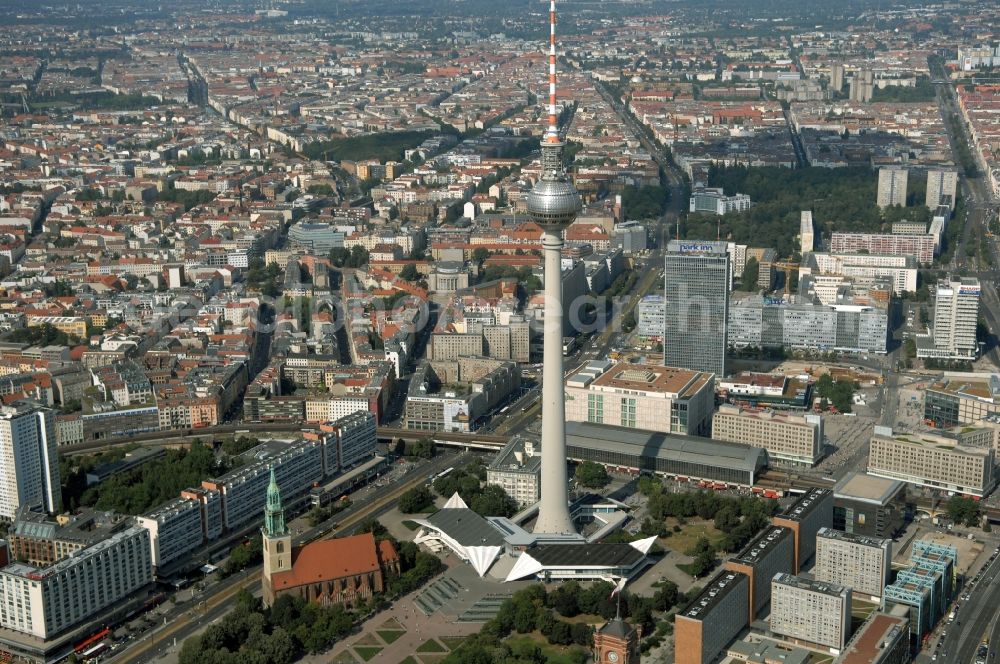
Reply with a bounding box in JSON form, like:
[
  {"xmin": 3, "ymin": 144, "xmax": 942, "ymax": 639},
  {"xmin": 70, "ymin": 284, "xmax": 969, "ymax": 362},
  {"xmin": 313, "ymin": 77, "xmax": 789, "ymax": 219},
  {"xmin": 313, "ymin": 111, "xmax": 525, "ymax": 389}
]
[
  {"xmin": 815, "ymin": 527, "xmax": 891, "ymax": 599},
  {"xmin": 0, "ymin": 402, "xmax": 61, "ymax": 520},
  {"xmin": 770, "ymin": 573, "xmax": 851, "ymax": 651}
]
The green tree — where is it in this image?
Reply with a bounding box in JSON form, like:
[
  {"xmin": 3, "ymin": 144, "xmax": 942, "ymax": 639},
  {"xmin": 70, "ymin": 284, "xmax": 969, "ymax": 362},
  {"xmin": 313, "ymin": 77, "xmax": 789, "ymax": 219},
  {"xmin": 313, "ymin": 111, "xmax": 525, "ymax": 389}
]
[
  {"xmin": 471, "ymin": 247, "xmax": 491, "ymax": 264},
  {"xmin": 686, "ymin": 536, "xmax": 716, "ymax": 577},
  {"xmin": 405, "ymin": 438, "xmax": 436, "ymax": 459},
  {"xmin": 470, "ymin": 485, "xmax": 517, "ymax": 518},
  {"xmin": 398, "ymin": 486, "xmax": 435, "ymax": 514},
  {"xmin": 399, "ymin": 263, "xmax": 420, "ymax": 281},
  {"xmin": 945, "ymin": 496, "xmax": 981, "ymax": 527},
  {"xmin": 574, "ymin": 461, "xmax": 610, "ymax": 489}
]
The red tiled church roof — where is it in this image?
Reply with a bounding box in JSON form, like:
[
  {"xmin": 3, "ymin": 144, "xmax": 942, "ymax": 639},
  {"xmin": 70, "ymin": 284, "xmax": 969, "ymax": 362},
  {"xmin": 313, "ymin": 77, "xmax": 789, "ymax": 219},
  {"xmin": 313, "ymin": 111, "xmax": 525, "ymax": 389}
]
[{"xmin": 270, "ymin": 532, "xmax": 398, "ymax": 591}]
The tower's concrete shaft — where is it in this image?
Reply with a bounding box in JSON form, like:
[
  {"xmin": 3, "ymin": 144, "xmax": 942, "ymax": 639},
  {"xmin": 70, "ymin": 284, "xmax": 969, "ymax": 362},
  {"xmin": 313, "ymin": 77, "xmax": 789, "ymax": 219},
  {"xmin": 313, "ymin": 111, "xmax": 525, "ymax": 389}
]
[{"xmin": 533, "ymin": 230, "xmax": 575, "ymax": 534}]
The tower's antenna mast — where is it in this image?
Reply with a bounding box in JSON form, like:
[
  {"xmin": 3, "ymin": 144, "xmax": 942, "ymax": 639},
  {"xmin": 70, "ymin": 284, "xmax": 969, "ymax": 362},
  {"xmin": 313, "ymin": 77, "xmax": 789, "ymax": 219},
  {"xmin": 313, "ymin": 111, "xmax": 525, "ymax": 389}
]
[{"xmin": 546, "ymin": 0, "xmax": 559, "ymax": 142}]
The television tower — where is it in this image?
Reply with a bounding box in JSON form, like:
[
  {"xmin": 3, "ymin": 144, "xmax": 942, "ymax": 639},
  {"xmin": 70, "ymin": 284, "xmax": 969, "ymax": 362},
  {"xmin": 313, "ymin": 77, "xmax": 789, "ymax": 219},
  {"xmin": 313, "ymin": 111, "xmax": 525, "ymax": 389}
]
[{"xmin": 526, "ymin": 0, "xmax": 580, "ymax": 535}]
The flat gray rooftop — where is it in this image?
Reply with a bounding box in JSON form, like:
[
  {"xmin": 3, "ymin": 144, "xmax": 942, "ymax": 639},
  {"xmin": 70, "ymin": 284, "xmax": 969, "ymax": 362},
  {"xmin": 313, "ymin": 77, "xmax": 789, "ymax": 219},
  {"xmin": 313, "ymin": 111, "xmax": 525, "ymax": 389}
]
[{"xmin": 565, "ymin": 421, "xmax": 766, "ymax": 473}]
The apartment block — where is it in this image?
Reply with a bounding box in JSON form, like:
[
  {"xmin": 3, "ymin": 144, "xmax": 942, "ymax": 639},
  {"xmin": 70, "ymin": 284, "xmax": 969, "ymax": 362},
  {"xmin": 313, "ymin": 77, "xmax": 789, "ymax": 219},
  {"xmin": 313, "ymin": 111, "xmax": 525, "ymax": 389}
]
[
  {"xmin": 137, "ymin": 496, "xmax": 208, "ymax": 570},
  {"xmin": 636, "ymin": 294, "xmax": 665, "ymax": 341},
  {"xmin": 202, "ymin": 439, "xmax": 325, "ymax": 532},
  {"xmin": 800, "ymin": 211, "xmax": 814, "ymax": 253},
  {"xmin": 830, "ymin": 232, "xmax": 935, "ymax": 264},
  {"xmin": 0, "ymin": 402, "xmax": 61, "ymax": 520},
  {"xmin": 0, "ymin": 526, "xmax": 153, "ymax": 639},
  {"xmin": 800, "ymin": 252, "xmax": 917, "ymax": 294},
  {"xmin": 770, "ymin": 573, "xmax": 851, "ymax": 652},
  {"xmin": 689, "ymin": 187, "xmax": 752, "ymax": 216},
  {"xmin": 868, "ymin": 425, "xmax": 995, "ymax": 497},
  {"xmin": 771, "ymin": 488, "xmax": 833, "ymax": 573},
  {"xmin": 876, "ymin": 167, "xmax": 907, "ymax": 208},
  {"xmin": 926, "ymin": 169, "xmax": 958, "ymax": 210},
  {"xmin": 565, "ymin": 360, "xmax": 715, "ymax": 435},
  {"xmin": 724, "ymin": 526, "xmax": 794, "ymax": 619},
  {"xmin": 486, "ymin": 437, "xmax": 541, "ymax": 508},
  {"xmin": 815, "ymin": 528, "xmax": 892, "ymax": 599},
  {"xmin": 324, "ymin": 411, "xmax": 377, "ymax": 472},
  {"xmin": 712, "ymin": 405, "xmax": 823, "ymax": 466},
  {"xmin": 674, "ymin": 571, "xmax": 749, "ymax": 664}
]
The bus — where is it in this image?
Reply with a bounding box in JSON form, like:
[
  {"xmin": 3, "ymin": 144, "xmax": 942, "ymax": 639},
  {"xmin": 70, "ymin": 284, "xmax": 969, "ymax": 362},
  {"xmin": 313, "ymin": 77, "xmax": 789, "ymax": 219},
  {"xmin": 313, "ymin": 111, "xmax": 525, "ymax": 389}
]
[
  {"xmin": 81, "ymin": 643, "xmax": 108, "ymax": 661},
  {"xmin": 562, "ymin": 336, "xmax": 580, "ymax": 356},
  {"xmin": 435, "ymin": 467, "xmax": 455, "ymax": 481},
  {"xmin": 74, "ymin": 628, "xmax": 110, "ymax": 655}
]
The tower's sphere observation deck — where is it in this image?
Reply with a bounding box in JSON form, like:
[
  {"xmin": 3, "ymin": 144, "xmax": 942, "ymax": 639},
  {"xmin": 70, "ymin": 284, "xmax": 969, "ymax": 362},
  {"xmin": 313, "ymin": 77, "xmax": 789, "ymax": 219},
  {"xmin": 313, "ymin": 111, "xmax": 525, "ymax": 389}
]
[{"xmin": 526, "ymin": 138, "xmax": 581, "ymax": 231}]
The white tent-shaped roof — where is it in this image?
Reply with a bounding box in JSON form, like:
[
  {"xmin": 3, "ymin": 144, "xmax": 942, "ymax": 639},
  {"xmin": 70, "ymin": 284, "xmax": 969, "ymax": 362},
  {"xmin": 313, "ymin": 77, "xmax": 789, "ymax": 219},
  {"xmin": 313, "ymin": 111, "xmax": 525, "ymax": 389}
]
[
  {"xmin": 411, "ymin": 493, "xmax": 503, "ymax": 577},
  {"xmin": 442, "ymin": 492, "xmax": 468, "ymax": 509}
]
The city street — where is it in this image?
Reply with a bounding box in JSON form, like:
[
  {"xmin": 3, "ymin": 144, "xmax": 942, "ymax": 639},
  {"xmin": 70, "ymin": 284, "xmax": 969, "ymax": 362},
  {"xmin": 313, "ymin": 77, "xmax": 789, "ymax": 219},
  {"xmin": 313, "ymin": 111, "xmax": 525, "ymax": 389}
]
[{"xmin": 922, "ymin": 543, "xmax": 1000, "ymax": 664}]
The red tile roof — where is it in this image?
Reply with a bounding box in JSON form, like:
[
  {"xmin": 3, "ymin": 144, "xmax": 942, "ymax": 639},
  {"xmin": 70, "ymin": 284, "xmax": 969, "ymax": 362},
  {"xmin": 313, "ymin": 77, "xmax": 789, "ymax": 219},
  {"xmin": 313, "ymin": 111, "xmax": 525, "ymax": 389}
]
[{"xmin": 270, "ymin": 532, "xmax": 398, "ymax": 591}]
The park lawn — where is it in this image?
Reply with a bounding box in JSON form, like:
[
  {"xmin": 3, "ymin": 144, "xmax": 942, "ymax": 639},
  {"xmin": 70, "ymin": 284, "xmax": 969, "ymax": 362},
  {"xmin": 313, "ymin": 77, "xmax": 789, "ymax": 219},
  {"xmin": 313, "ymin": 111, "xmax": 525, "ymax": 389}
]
[
  {"xmin": 416, "ymin": 639, "xmax": 447, "ymax": 653},
  {"xmin": 380, "ymin": 617, "xmax": 405, "ymax": 630},
  {"xmin": 330, "ymin": 654, "xmax": 358, "ymax": 664},
  {"xmin": 417, "ymin": 655, "xmax": 447, "ymax": 664},
  {"xmin": 354, "ymin": 633, "xmax": 381, "ymax": 647},
  {"xmin": 559, "ymin": 613, "xmax": 606, "ymax": 625},
  {"xmin": 677, "ymin": 562, "xmax": 703, "ymax": 577},
  {"xmin": 439, "ymin": 636, "xmax": 467, "ymax": 650},
  {"xmin": 378, "ymin": 629, "xmax": 405, "ymax": 644},
  {"xmin": 661, "ymin": 519, "xmax": 725, "ymax": 554},
  {"xmin": 505, "ymin": 633, "xmax": 589, "ymax": 664},
  {"xmin": 400, "ymin": 658, "xmax": 419, "ymax": 664},
  {"xmin": 354, "ymin": 646, "xmax": 383, "ymax": 661},
  {"xmin": 401, "ymin": 520, "xmax": 420, "ymax": 531}
]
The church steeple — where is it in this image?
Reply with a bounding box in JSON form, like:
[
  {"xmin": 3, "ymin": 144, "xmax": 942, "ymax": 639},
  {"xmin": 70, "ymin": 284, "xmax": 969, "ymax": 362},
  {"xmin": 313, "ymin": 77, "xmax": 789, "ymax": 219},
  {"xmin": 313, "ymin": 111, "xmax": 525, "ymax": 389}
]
[
  {"xmin": 264, "ymin": 468, "xmax": 287, "ymax": 537},
  {"xmin": 262, "ymin": 467, "xmax": 292, "ymax": 605}
]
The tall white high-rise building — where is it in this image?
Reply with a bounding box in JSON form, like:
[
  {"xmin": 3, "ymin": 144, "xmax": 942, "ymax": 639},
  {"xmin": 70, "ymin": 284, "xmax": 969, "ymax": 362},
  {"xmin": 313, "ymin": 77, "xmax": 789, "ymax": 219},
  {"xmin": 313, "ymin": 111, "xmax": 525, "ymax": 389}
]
[
  {"xmin": 926, "ymin": 169, "xmax": 958, "ymax": 210},
  {"xmin": 800, "ymin": 210, "xmax": 814, "ymax": 254},
  {"xmin": 876, "ymin": 167, "xmax": 908, "ymax": 208},
  {"xmin": 917, "ymin": 277, "xmax": 981, "ymax": 360},
  {"xmin": 0, "ymin": 402, "xmax": 61, "ymax": 520}
]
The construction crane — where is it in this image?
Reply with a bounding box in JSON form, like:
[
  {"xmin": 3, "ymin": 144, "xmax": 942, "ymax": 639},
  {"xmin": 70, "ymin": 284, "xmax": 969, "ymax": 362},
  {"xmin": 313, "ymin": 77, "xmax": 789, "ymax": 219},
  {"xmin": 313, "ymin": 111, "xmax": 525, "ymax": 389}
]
[{"xmin": 773, "ymin": 261, "xmax": 800, "ymax": 294}]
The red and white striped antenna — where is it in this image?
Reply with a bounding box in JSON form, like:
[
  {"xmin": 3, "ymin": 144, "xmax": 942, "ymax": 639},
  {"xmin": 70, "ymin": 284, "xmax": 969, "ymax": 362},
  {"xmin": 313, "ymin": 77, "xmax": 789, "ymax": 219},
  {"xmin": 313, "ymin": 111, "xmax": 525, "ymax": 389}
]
[{"xmin": 545, "ymin": 0, "xmax": 560, "ymax": 143}]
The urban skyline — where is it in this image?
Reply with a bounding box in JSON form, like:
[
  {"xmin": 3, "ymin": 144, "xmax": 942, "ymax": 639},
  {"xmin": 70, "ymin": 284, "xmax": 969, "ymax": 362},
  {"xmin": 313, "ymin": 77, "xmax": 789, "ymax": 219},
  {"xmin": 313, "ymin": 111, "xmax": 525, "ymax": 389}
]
[{"xmin": 0, "ymin": 0, "xmax": 997, "ymax": 663}]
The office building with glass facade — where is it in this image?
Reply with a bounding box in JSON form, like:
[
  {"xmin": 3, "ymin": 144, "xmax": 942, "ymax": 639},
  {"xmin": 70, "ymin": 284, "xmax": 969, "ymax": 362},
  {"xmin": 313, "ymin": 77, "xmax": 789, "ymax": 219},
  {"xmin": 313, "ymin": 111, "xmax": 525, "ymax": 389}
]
[{"xmin": 663, "ymin": 241, "xmax": 729, "ymax": 376}]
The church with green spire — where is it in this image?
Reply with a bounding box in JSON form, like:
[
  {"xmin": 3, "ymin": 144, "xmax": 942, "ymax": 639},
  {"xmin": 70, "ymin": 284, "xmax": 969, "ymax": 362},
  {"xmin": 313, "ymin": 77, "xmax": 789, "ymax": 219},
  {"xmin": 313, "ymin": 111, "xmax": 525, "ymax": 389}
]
[
  {"xmin": 264, "ymin": 468, "xmax": 287, "ymax": 538},
  {"xmin": 261, "ymin": 468, "xmax": 292, "ymax": 604},
  {"xmin": 259, "ymin": 467, "xmax": 401, "ymax": 608}
]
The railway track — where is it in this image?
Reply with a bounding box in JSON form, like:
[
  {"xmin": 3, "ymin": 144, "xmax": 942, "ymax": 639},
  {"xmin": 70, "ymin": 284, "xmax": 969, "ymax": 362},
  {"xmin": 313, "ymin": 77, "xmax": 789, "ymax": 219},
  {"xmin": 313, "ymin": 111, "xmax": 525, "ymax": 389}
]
[{"xmin": 60, "ymin": 423, "xmax": 506, "ymax": 456}]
